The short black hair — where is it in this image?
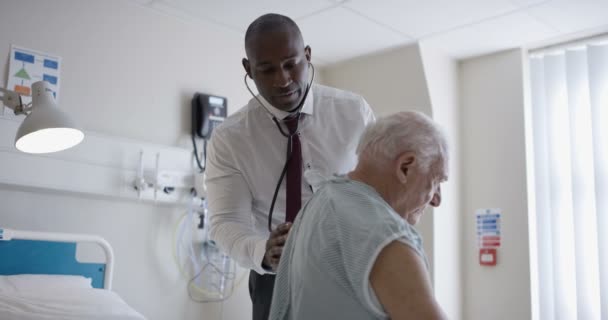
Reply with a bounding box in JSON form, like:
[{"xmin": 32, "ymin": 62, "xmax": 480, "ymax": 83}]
[{"xmin": 244, "ymin": 13, "xmax": 303, "ymax": 49}]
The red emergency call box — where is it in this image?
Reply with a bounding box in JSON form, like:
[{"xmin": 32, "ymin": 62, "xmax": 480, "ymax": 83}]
[{"xmin": 479, "ymin": 248, "xmax": 497, "ymax": 266}]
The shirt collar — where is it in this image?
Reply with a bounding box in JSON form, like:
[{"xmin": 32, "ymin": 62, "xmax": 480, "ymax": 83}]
[{"xmin": 256, "ymin": 85, "xmax": 314, "ymax": 120}]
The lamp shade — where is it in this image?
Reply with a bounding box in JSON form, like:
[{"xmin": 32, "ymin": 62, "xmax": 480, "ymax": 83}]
[{"xmin": 14, "ymin": 81, "xmax": 84, "ymax": 154}]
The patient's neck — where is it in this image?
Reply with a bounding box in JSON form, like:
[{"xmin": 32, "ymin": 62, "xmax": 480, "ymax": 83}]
[{"xmin": 348, "ymin": 163, "xmax": 400, "ymax": 212}]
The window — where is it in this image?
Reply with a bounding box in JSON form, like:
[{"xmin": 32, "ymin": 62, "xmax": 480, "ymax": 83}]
[{"xmin": 527, "ymin": 38, "xmax": 608, "ymax": 320}]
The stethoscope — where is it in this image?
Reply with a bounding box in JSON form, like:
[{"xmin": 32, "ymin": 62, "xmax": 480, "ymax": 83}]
[{"xmin": 244, "ymin": 62, "xmax": 315, "ymax": 232}]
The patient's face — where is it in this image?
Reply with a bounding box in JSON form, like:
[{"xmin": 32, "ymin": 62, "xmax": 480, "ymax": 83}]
[{"xmin": 402, "ymin": 157, "xmax": 448, "ymax": 225}]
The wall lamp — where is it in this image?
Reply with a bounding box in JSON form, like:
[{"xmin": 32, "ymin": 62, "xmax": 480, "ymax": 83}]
[{"xmin": 0, "ymin": 81, "xmax": 83, "ymax": 153}]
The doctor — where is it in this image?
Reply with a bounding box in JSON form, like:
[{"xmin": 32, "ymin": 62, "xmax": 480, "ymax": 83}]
[{"xmin": 205, "ymin": 13, "xmax": 375, "ymax": 320}]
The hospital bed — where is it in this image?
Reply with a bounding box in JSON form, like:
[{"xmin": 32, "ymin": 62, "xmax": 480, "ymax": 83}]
[{"xmin": 0, "ymin": 227, "xmax": 146, "ymax": 320}]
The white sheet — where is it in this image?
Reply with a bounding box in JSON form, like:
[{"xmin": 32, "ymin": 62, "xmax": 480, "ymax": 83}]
[
  {"xmin": 0, "ymin": 288, "xmax": 146, "ymax": 320},
  {"xmin": 0, "ymin": 275, "xmax": 93, "ymax": 292}
]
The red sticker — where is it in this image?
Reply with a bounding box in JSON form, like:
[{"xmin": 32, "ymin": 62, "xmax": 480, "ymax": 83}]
[{"xmin": 479, "ymin": 248, "xmax": 497, "ymax": 266}]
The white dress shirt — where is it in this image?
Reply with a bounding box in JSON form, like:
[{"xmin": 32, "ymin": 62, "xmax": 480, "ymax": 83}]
[{"xmin": 205, "ymin": 83, "xmax": 375, "ymax": 274}]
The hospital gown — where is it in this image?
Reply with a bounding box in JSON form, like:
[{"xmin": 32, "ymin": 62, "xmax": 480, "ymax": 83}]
[{"xmin": 269, "ymin": 176, "xmax": 428, "ymax": 320}]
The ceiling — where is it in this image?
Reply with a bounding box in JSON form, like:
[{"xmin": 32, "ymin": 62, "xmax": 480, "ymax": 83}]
[{"xmin": 130, "ymin": 0, "xmax": 608, "ymax": 65}]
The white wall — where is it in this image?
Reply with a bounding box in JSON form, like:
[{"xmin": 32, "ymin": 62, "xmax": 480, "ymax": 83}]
[
  {"xmin": 460, "ymin": 49, "xmax": 532, "ymax": 320},
  {"xmin": 419, "ymin": 42, "xmax": 463, "ymax": 320},
  {"xmin": 0, "ymin": 1, "xmax": 252, "ymax": 319},
  {"xmin": 0, "ymin": 0, "xmax": 251, "ymax": 147}
]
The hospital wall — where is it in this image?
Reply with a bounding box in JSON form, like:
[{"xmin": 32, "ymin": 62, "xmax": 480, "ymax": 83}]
[
  {"xmin": 320, "ymin": 46, "xmax": 533, "ymax": 320},
  {"xmin": 0, "ymin": 0, "xmax": 251, "ymax": 147},
  {"xmin": 459, "ymin": 49, "xmax": 532, "ymax": 320},
  {"xmin": 0, "ymin": 0, "xmax": 253, "ymax": 319},
  {"xmin": 319, "ymin": 44, "xmax": 433, "ymax": 117},
  {"xmin": 419, "ymin": 42, "xmax": 463, "ymax": 320}
]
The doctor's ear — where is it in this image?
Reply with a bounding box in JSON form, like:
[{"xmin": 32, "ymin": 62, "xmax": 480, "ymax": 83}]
[
  {"xmin": 242, "ymin": 58, "xmax": 252, "ymax": 78},
  {"xmin": 304, "ymin": 45, "xmax": 312, "ymax": 62}
]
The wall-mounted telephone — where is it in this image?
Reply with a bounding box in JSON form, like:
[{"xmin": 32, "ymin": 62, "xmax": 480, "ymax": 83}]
[{"xmin": 192, "ymin": 93, "xmax": 227, "ymax": 140}]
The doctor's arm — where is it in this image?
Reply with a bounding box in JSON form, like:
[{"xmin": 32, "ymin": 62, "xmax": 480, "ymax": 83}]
[
  {"xmin": 370, "ymin": 241, "xmax": 447, "ymax": 320},
  {"xmin": 205, "ymin": 133, "xmax": 270, "ymax": 275}
]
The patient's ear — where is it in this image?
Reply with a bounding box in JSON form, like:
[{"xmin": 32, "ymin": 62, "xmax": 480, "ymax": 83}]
[{"xmin": 396, "ymin": 152, "xmax": 416, "ymax": 184}]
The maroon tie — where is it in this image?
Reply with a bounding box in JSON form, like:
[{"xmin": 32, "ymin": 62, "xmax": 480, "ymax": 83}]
[{"xmin": 283, "ymin": 115, "xmax": 302, "ymax": 223}]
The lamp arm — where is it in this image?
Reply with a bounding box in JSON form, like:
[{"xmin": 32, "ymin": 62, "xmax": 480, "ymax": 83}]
[{"xmin": 0, "ymin": 87, "xmax": 32, "ymax": 115}]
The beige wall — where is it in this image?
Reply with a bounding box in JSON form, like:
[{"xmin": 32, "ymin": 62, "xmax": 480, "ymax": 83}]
[
  {"xmin": 460, "ymin": 49, "xmax": 532, "ymax": 320},
  {"xmin": 319, "ymin": 44, "xmax": 432, "ymax": 117}
]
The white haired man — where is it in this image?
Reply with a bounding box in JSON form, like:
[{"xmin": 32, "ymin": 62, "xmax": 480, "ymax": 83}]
[{"xmin": 269, "ymin": 111, "xmax": 449, "ymax": 320}]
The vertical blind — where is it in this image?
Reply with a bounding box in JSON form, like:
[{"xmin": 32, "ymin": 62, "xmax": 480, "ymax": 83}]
[{"xmin": 529, "ymin": 40, "xmax": 608, "ymax": 320}]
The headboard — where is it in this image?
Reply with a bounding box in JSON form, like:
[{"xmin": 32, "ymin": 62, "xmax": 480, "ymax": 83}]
[{"xmin": 0, "ymin": 228, "xmax": 114, "ymax": 290}]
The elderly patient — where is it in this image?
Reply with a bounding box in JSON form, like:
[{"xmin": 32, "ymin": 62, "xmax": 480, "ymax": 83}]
[{"xmin": 269, "ymin": 111, "xmax": 449, "ymax": 320}]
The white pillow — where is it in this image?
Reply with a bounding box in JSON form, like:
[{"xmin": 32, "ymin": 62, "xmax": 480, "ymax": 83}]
[{"xmin": 0, "ymin": 274, "xmax": 93, "ymax": 293}]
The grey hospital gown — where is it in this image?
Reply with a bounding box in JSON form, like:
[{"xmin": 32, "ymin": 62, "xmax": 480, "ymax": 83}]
[{"xmin": 269, "ymin": 176, "xmax": 428, "ymax": 320}]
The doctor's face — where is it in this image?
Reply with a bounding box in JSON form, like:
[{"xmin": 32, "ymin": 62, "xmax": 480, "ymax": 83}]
[{"xmin": 243, "ymin": 29, "xmax": 311, "ymax": 112}]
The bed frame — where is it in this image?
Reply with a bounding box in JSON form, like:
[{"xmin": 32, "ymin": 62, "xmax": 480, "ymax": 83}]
[{"xmin": 0, "ymin": 228, "xmax": 114, "ymax": 290}]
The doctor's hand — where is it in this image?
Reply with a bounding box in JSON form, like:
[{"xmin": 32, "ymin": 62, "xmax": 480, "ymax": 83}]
[{"xmin": 262, "ymin": 222, "xmax": 292, "ymax": 271}]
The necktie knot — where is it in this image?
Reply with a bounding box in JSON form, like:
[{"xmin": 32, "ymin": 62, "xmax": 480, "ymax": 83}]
[{"xmin": 283, "ymin": 114, "xmax": 300, "ymax": 134}]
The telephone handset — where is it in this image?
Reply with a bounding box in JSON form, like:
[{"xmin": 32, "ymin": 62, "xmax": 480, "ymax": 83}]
[{"xmin": 192, "ymin": 93, "xmax": 227, "ymax": 140}]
